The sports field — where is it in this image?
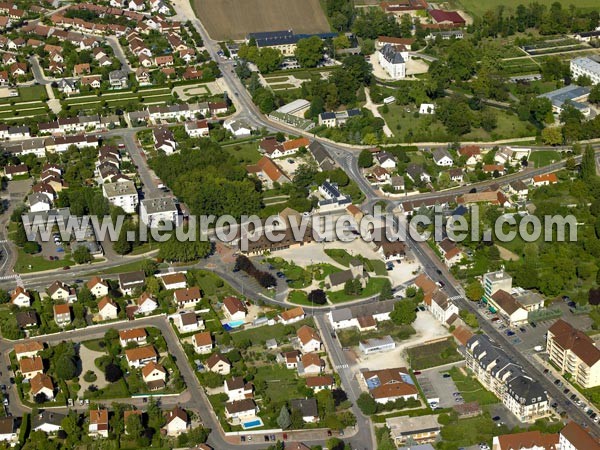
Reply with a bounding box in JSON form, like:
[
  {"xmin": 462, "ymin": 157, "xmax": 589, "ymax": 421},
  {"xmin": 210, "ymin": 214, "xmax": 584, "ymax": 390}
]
[
  {"xmin": 193, "ymin": 0, "xmax": 331, "ymax": 40},
  {"xmin": 453, "ymin": 0, "xmax": 599, "ymax": 17}
]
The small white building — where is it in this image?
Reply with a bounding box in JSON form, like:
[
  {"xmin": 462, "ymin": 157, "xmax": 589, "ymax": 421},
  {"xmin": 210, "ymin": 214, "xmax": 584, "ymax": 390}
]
[
  {"xmin": 378, "ymin": 44, "xmax": 407, "ymax": 79},
  {"xmin": 102, "ymin": 181, "xmax": 139, "ymax": 214},
  {"xmin": 140, "ymin": 197, "xmax": 180, "ymax": 228},
  {"xmin": 192, "ymin": 331, "xmax": 213, "ymax": 354}
]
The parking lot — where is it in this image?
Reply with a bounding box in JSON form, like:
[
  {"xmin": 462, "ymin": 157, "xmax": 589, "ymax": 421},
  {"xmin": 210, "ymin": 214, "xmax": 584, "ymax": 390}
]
[
  {"xmin": 415, "ymin": 363, "xmax": 464, "ymax": 408},
  {"xmin": 477, "ymin": 299, "xmax": 593, "ymax": 353}
]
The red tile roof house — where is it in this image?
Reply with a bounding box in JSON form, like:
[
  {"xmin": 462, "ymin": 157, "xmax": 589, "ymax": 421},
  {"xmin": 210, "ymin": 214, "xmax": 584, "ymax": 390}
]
[
  {"xmin": 119, "ymin": 328, "xmax": 147, "ymax": 347},
  {"xmin": 160, "ymin": 272, "xmax": 187, "ymax": 290},
  {"xmin": 222, "ymin": 296, "xmax": 247, "ymax": 321},
  {"xmin": 88, "ymin": 409, "xmax": 109, "ymax": 438},
  {"xmin": 19, "ymin": 356, "xmax": 43, "ymax": 380},
  {"xmin": 192, "ymin": 331, "xmax": 213, "ymax": 354},
  {"xmin": 173, "ymin": 286, "xmax": 202, "ymax": 309},
  {"xmin": 3, "ymin": 164, "xmax": 29, "ymax": 180},
  {"xmin": 125, "ymin": 345, "xmax": 158, "ymax": 368},
  {"xmin": 429, "ymin": 9, "xmax": 466, "ymax": 26},
  {"xmin": 53, "ymin": 303, "xmax": 71, "ymax": 327}
]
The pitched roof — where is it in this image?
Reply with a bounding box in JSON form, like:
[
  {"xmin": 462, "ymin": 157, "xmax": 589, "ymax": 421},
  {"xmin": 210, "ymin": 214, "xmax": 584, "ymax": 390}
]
[
  {"xmin": 560, "ymin": 421, "xmax": 600, "ymax": 450},
  {"xmin": 452, "ymin": 325, "xmax": 474, "ymax": 346},
  {"xmin": 174, "ymin": 287, "xmax": 201, "ymax": 302},
  {"xmin": 496, "ymin": 430, "xmax": 559, "ymax": 450},
  {"xmin": 223, "ymin": 296, "xmax": 246, "ymax": 315},
  {"xmin": 305, "ymin": 375, "xmax": 334, "ymax": 387},
  {"xmin": 125, "ymin": 345, "xmax": 157, "ymax": 362},
  {"xmin": 459, "ymin": 145, "xmax": 481, "ymax": 157},
  {"xmin": 548, "ymin": 319, "xmax": 600, "ymax": 367},
  {"xmin": 193, "ymin": 331, "xmax": 212, "ymax": 347},
  {"xmin": 20, "ymin": 356, "xmax": 43, "ymax": 373},
  {"xmin": 142, "ymin": 361, "xmax": 166, "ymax": 378},
  {"xmin": 162, "ymin": 273, "xmax": 186, "ymax": 286},
  {"xmin": 166, "ymin": 406, "xmax": 187, "ymax": 424},
  {"xmin": 297, "ymin": 325, "xmax": 321, "ymax": 345},
  {"xmin": 98, "ymin": 296, "xmax": 117, "ymax": 311},
  {"xmin": 282, "ymin": 137, "xmax": 310, "ymax": 151},
  {"xmin": 138, "ymin": 291, "xmax": 156, "ymax": 306},
  {"xmin": 119, "ymin": 328, "xmax": 147, "ymax": 341},
  {"xmin": 90, "ymin": 409, "xmax": 108, "ymax": 425},
  {"xmin": 533, "ymin": 173, "xmax": 558, "ymax": 184},
  {"xmin": 280, "ymin": 306, "xmax": 305, "ymax": 322},
  {"xmin": 491, "ymin": 290, "xmax": 523, "ymax": 316},
  {"xmin": 14, "ymin": 341, "xmax": 44, "ymax": 355},
  {"xmin": 11, "ymin": 286, "xmax": 31, "ymax": 303},
  {"xmin": 371, "ymin": 381, "xmax": 418, "ymax": 399},
  {"xmin": 53, "ymin": 303, "xmax": 70, "ymax": 315},
  {"xmin": 206, "ymin": 352, "xmax": 230, "ymax": 369},
  {"xmin": 86, "ymin": 276, "xmax": 108, "ymax": 290},
  {"xmin": 290, "ymin": 398, "xmax": 318, "ymax": 417},
  {"xmin": 301, "ymin": 352, "xmax": 323, "ymax": 368},
  {"xmin": 247, "ymin": 156, "xmax": 289, "ymax": 183},
  {"xmin": 30, "ymin": 373, "xmax": 54, "ymax": 394},
  {"xmin": 225, "ymin": 398, "xmax": 256, "ymax": 414}
]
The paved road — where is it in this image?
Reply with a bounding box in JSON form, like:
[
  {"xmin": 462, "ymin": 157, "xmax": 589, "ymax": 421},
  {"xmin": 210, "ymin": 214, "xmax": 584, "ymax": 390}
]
[
  {"xmin": 106, "ymin": 36, "xmax": 132, "ymax": 73},
  {"xmin": 387, "ymin": 208, "xmax": 600, "ymax": 436}
]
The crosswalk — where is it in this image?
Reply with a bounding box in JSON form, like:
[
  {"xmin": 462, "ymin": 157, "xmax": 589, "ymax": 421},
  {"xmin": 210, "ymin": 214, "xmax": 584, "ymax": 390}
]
[
  {"xmin": 448, "ymin": 295, "xmax": 465, "ymax": 302},
  {"xmin": 336, "ymin": 364, "xmax": 349, "ymax": 370},
  {"xmin": 0, "ymin": 275, "xmax": 17, "ymax": 281}
]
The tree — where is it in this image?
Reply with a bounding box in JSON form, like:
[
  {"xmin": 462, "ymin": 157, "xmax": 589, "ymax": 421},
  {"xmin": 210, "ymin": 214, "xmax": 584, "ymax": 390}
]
[
  {"xmin": 126, "ymin": 413, "xmax": 144, "ymax": 437},
  {"xmin": 34, "ymin": 392, "xmax": 48, "ymax": 404},
  {"xmin": 308, "ymin": 289, "xmax": 327, "ymax": 305},
  {"xmin": 113, "ymin": 226, "xmax": 132, "ymax": 255},
  {"xmin": 14, "ymin": 221, "xmax": 28, "ymax": 247},
  {"xmin": 73, "ymin": 246, "xmax": 92, "ymax": 264},
  {"xmin": 541, "ymin": 126, "xmax": 563, "ymax": 146},
  {"xmin": 54, "ymin": 354, "xmax": 77, "ymax": 380},
  {"xmin": 390, "ymin": 300, "xmax": 416, "ymax": 324},
  {"xmin": 344, "ymin": 278, "xmax": 362, "ymax": 296},
  {"xmin": 295, "ymin": 36, "xmax": 324, "ymax": 68},
  {"xmin": 465, "ymin": 280, "xmax": 484, "ymax": 301},
  {"xmin": 581, "ymin": 144, "xmax": 596, "ymax": 181},
  {"xmin": 23, "ymin": 241, "xmax": 40, "ymax": 254},
  {"xmin": 358, "ymin": 149, "xmax": 374, "ymax": 168},
  {"xmin": 105, "ymin": 363, "xmax": 123, "ymax": 382},
  {"xmin": 141, "ymin": 259, "xmax": 158, "ymax": 276},
  {"xmin": 590, "ymin": 84, "xmax": 600, "ymax": 105},
  {"xmin": 380, "ymin": 278, "xmax": 393, "ymax": 300},
  {"xmin": 356, "ymin": 392, "xmax": 378, "ymax": 415},
  {"xmin": 277, "ymin": 406, "xmax": 291, "ymax": 429}
]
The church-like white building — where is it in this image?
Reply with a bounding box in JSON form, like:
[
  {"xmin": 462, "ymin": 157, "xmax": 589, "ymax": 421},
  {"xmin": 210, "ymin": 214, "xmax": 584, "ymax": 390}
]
[{"xmin": 378, "ymin": 44, "xmax": 408, "ymax": 79}]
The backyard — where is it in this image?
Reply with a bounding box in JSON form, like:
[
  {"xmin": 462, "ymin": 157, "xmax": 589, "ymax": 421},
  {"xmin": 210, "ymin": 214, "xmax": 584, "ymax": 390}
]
[{"xmin": 448, "ymin": 366, "xmax": 499, "ymax": 405}]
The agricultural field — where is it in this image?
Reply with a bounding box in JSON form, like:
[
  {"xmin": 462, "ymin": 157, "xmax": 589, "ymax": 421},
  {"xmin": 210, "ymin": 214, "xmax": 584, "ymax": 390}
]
[
  {"xmin": 193, "ymin": 0, "xmax": 331, "ymax": 40},
  {"xmin": 0, "ymin": 86, "xmax": 48, "ymax": 121},
  {"xmin": 61, "ymin": 87, "xmax": 173, "ymax": 114},
  {"xmin": 453, "ymin": 0, "xmax": 599, "ymax": 17}
]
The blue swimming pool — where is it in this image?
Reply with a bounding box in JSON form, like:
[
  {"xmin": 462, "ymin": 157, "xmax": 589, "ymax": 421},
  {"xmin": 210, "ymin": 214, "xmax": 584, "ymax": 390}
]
[
  {"xmin": 223, "ymin": 320, "xmax": 245, "ymax": 331},
  {"xmin": 241, "ymin": 418, "xmax": 263, "ymax": 429}
]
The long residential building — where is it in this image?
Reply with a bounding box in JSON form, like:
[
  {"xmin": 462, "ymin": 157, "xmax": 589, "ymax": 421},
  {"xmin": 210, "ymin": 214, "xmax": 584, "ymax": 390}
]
[
  {"xmin": 570, "ymin": 57, "xmax": 600, "ymax": 85},
  {"xmin": 546, "ymin": 319, "xmax": 600, "ymax": 388},
  {"xmin": 466, "ymin": 334, "xmax": 549, "ymax": 423}
]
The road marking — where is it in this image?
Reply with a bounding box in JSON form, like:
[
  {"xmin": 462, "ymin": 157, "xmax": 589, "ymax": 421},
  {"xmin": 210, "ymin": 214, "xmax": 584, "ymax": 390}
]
[
  {"xmin": 448, "ymin": 295, "xmax": 465, "ymax": 301},
  {"xmin": 336, "ymin": 364, "xmax": 349, "ymax": 369}
]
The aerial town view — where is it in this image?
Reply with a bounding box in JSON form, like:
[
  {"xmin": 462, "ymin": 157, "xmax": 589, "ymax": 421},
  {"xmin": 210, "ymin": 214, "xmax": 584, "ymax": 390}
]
[{"xmin": 1, "ymin": 0, "xmax": 600, "ymax": 449}]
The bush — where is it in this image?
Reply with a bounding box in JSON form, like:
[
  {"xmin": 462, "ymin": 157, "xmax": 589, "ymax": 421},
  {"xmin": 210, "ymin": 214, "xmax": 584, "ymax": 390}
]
[{"xmin": 83, "ymin": 370, "xmax": 97, "ymax": 383}]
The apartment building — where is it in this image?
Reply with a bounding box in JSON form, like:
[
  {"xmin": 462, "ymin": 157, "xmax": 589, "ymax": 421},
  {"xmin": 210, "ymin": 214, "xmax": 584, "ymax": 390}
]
[
  {"xmin": 546, "ymin": 319, "xmax": 600, "ymax": 388},
  {"xmin": 570, "ymin": 57, "xmax": 600, "ymax": 85},
  {"xmin": 102, "ymin": 181, "xmax": 139, "ymax": 214},
  {"xmin": 466, "ymin": 335, "xmax": 549, "ymax": 422},
  {"xmin": 483, "ymin": 270, "xmax": 512, "ymax": 302}
]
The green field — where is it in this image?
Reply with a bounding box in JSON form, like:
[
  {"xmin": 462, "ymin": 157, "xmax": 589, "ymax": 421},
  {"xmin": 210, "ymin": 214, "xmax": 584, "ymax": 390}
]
[
  {"xmin": 453, "ymin": 0, "xmax": 599, "ymax": 17},
  {"xmin": 528, "ymin": 150, "xmax": 563, "ymax": 168},
  {"xmin": 222, "ymin": 141, "xmax": 262, "ymax": 164},
  {"xmin": 448, "ymin": 366, "xmax": 499, "ymax": 405},
  {"xmin": 406, "ymin": 338, "xmax": 464, "ymax": 370}
]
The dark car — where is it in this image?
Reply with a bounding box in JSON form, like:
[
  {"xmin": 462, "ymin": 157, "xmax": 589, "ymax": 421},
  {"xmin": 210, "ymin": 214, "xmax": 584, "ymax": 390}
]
[
  {"xmin": 563, "ymin": 389, "xmax": 570, "ymax": 394},
  {"xmin": 568, "ymin": 301, "xmax": 576, "ymax": 308},
  {"xmin": 492, "ymin": 416, "xmax": 501, "ymax": 421},
  {"xmin": 530, "ymin": 322, "xmax": 537, "ymax": 328},
  {"xmin": 276, "ymin": 272, "xmax": 285, "ymax": 278},
  {"xmin": 264, "ymin": 435, "xmax": 270, "ymax": 442},
  {"xmin": 413, "ymin": 371, "xmax": 422, "ymax": 375},
  {"xmin": 62, "ymin": 266, "xmax": 70, "ymax": 270},
  {"xmin": 519, "ymin": 327, "xmax": 526, "ymax": 333},
  {"xmin": 443, "ymin": 373, "xmax": 451, "ymax": 378},
  {"xmin": 543, "ymin": 369, "xmax": 549, "ymax": 374},
  {"xmin": 506, "ymin": 330, "xmax": 515, "ymax": 336}
]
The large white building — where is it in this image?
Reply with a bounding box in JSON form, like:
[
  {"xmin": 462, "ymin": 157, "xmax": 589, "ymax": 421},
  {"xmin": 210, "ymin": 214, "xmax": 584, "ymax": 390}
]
[
  {"xmin": 378, "ymin": 44, "xmax": 407, "ymax": 79},
  {"xmin": 102, "ymin": 181, "xmax": 139, "ymax": 214},
  {"xmin": 570, "ymin": 57, "xmax": 600, "ymax": 85},
  {"xmin": 140, "ymin": 197, "xmax": 180, "ymax": 228},
  {"xmin": 466, "ymin": 335, "xmax": 549, "ymax": 423}
]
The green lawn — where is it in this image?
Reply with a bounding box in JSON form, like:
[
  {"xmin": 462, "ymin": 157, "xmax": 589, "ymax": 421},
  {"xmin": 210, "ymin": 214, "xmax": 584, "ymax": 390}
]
[
  {"xmin": 438, "ymin": 414, "xmax": 506, "ymax": 449},
  {"xmin": 288, "ymin": 290, "xmax": 313, "ymax": 306},
  {"xmin": 92, "ymin": 259, "xmax": 147, "ymax": 275},
  {"xmin": 380, "ymin": 103, "xmax": 535, "ymax": 143},
  {"xmin": 528, "ymin": 150, "xmax": 563, "ymax": 168},
  {"xmin": 324, "ymin": 249, "xmax": 386, "ymax": 275},
  {"xmin": 14, "ymin": 248, "xmax": 74, "ymax": 273},
  {"xmin": 406, "ymin": 338, "xmax": 464, "ymax": 370},
  {"xmin": 231, "ymin": 318, "xmax": 313, "ymax": 346},
  {"xmin": 18, "ymin": 85, "xmax": 47, "ymax": 102},
  {"xmin": 328, "ymin": 277, "xmax": 390, "ymax": 303},
  {"xmin": 254, "ymin": 364, "xmax": 306, "ymax": 403},
  {"xmin": 307, "ymin": 263, "xmax": 342, "ymax": 281},
  {"xmin": 222, "ymin": 141, "xmax": 262, "ymax": 164},
  {"xmin": 453, "ymin": 0, "xmax": 599, "ymax": 17},
  {"xmin": 448, "ymin": 366, "xmax": 499, "ymax": 405}
]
